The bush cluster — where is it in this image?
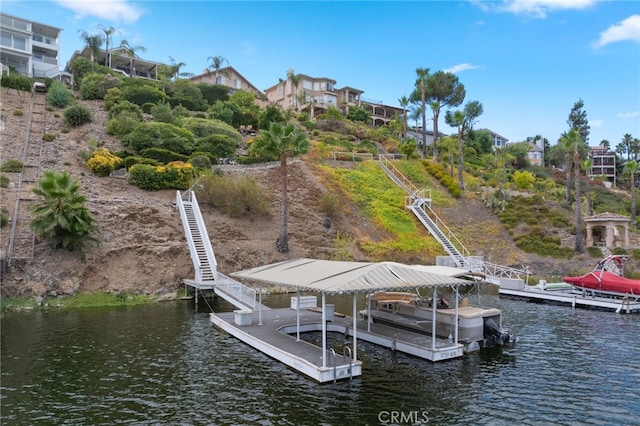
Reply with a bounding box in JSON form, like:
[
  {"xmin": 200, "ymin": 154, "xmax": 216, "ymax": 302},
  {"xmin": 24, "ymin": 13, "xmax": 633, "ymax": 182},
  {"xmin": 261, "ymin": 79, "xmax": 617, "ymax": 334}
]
[
  {"xmin": 63, "ymin": 104, "xmax": 92, "ymax": 127},
  {"xmin": 0, "ymin": 159, "xmax": 24, "ymax": 173},
  {"xmin": 0, "ymin": 174, "xmax": 9, "ymax": 188},
  {"xmin": 0, "ymin": 73, "xmax": 32, "ymax": 91},
  {"xmin": 514, "ymin": 234, "xmax": 574, "ymax": 259},
  {"xmin": 42, "ymin": 133, "xmax": 56, "ymax": 142},
  {"xmin": 46, "ymin": 81, "xmax": 74, "ymax": 107},
  {"xmin": 422, "ymin": 160, "xmax": 461, "ymax": 198},
  {"xmin": 195, "ymin": 174, "xmax": 270, "ymax": 217},
  {"xmin": 86, "ymin": 148, "xmax": 123, "ymax": 177},
  {"xmin": 128, "ymin": 161, "xmax": 194, "ymax": 190},
  {"xmin": 140, "ymin": 148, "xmax": 189, "ymax": 164}
]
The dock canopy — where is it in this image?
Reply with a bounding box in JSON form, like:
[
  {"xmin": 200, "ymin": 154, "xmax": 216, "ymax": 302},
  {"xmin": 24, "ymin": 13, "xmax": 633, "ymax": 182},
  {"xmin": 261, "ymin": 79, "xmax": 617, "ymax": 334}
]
[{"xmin": 230, "ymin": 258, "xmax": 472, "ymax": 295}]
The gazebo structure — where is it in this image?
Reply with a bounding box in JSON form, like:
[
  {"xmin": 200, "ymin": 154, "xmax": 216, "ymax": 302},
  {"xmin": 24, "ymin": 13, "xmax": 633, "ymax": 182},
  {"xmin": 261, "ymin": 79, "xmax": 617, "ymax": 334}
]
[{"xmin": 585, "ymin": 212, "xmax": 631, "ymax": 248}]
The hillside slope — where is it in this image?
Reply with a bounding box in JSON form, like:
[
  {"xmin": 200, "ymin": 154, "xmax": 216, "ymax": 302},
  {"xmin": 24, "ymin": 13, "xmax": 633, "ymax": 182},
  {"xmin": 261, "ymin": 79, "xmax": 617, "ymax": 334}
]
[{"xmin": 0, "ymin": 87, "xmax": 581, "ymax": 298}]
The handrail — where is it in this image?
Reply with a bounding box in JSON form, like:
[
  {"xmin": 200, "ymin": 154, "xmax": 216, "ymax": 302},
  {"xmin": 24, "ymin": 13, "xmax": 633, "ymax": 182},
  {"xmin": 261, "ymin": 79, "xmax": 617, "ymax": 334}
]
[
  {"xmin": 343, "ymin": 346, "xmax": 353, "ymax": 380},
  {"xmin": 421, "ymin": 204, "xmax": 470, "ymax": 260},
  {"xmin": 379, "ymin": 156, "xmax": 427, "ymax": 202},
  {"xmin": 329, "ymin": 348, "xmax": 337, "ymax": 383}
]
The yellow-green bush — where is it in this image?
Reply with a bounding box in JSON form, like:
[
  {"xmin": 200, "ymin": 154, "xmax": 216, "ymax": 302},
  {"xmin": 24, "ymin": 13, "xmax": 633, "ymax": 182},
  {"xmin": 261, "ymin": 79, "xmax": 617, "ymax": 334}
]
[
  {"xmin": 86, "ymin": 148, "xmax": 123, "ymax": 177},
  {"xmin": 128, "ymin": 161, "xmax": 194, "ymax": 190}
]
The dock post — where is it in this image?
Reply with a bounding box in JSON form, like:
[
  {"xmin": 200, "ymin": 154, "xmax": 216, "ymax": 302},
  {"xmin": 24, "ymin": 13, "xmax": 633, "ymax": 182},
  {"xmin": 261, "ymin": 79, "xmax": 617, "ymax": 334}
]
[{"xmin": 352, "ymin": 293, "xmax": 357, "ymax": 361}]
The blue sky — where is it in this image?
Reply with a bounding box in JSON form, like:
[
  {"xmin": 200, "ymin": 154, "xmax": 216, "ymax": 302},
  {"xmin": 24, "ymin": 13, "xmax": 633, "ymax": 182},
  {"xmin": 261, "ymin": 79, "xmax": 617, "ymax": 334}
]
[{"xmin": 4, "ymin": 0, "xmax": 639, "ymax": 146}]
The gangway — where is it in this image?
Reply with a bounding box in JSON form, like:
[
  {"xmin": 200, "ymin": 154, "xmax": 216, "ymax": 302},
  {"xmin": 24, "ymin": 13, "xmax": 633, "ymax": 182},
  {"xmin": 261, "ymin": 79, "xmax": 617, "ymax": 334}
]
[
  {"xmin": 377, "ymin": 157, "xmax": 526, "ymax": 285},
  {"xmin": 176, "ymin": 190, "xmax": 261, "ymax": 311}
]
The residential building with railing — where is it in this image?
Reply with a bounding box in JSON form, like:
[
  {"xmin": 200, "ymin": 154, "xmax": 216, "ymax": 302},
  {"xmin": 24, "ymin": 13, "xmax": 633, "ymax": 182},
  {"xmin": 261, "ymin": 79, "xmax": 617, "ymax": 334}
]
[
  {"xmin": 190, "ymin": 66, "xmax": 265, "ymax": 106},
  {"xmin": 588, "ymin": 145, "xmax": 617, "ymax": 187},
  {"xmin": 0, "ymin": 12, "xmax": 68, "ymax": 80}
]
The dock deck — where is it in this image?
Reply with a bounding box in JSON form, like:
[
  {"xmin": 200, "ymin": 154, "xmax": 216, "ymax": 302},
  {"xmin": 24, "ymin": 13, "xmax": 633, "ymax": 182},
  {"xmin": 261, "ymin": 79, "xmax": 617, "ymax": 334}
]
[
  {"xmin": 499, "ymin": 285, "xmax": 640, "ymax": 314},
  {"xmin": 210, "ymin": 307, "xmax": 464, "ymax": 383}
]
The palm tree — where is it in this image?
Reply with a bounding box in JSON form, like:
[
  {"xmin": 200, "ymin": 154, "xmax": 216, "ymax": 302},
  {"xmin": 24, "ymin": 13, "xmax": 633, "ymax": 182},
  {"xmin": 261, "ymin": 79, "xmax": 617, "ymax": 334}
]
[
  {"xmin": 78, "ymin": 30, "xmax": 103, "ymax": 69},
  {"xmin": 620, "ymin": 133, "xmax": 634, "ymax": 160},
  {"xmin": 168, "ymin": 56, "xmax": 187, "ymax": 81},
  {"xmin": 119, "ymin": 39, "xmax": 146, "ymax": 77},
  {"xmin": 251, "ymin": 122, "xmax": 310, "ymax": 252},
  {"xmin": 410, "ymin": 68, "xmax": 430, "ymax": 157},
  {"xmin": 580, "ymin": 158, "xmax": 593, "ymax": 216},
  {"xmin": 287, "ymin": 71, "xmax": 302, "ymax": 111},
  {"xmin": 207, "ymin": 55, "xmax": 229, "ymax": 83},
  {"xmin": 448, "ymin": 110, "xmax": 466, "ymax": 189},
  {"xmin": 97, "ymin": 24, "xmax": 118, "ymax": 68},
  {"xmin": 624, "ymin": 160, "xmax": 638, "ymax": 225},
  {"xmin": 398, "ymin": 95, "xmax": 409, "ymax": 141},
  {"xmin": 30, "ymin": 170, "xmax": 99, "ymax": 255}
]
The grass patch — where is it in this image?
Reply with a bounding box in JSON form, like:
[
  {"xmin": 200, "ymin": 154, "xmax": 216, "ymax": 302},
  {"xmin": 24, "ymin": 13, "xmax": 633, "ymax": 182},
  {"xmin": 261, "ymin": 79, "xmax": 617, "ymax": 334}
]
[{"xmin": 1, "ymin": 292, "xmax": 164, "ymax": 313}]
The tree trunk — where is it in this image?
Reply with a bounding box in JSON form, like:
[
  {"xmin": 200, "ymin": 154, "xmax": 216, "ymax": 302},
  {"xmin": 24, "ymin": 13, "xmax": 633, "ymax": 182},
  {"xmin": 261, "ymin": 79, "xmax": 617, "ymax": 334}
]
[
  {"xmin": 565, "ymin": 156, "xmax": 572, "ymax": 204},
  {"xmin": 457, "ymin": 127, "xmax": 464, "ymax": 190},
  {"xmin": 421, "ymin": 95, "xmax": 427, "ymax": 158},
  {"xmin": 432, "ymin": 110, "xmax": 440, "ymax": 159},
  {"xmin": 276, "ymin": 154, "xmax": 289, "ymax": 253},
  {"xmin": 632, "ymin": 174, "xmax": 637, "ymax": 225},
  {"xmin": 585, "ymin": 178, "xmax": 592, "ymax": 216},
  {"xmin": 574, "ymin": 149, "xmax": 584, "ymax": 253}
]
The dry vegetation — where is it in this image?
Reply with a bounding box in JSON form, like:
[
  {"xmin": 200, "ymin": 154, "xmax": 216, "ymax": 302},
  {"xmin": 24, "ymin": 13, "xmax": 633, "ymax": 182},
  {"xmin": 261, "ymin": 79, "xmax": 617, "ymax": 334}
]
[{"xmin": 0, "ymin": 87, "xmax": 588, "ymax": 299}]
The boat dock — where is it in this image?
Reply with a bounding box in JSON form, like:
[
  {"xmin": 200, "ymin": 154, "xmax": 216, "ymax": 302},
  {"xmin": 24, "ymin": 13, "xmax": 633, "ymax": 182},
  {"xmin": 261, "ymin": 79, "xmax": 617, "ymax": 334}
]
[
  {"xmin": 499, "ymin": 282, "xmax": 640, "ymax": 314},
  {"xmin": 210, "ymin": 305, "xmax": 464, "ymax": 383}
]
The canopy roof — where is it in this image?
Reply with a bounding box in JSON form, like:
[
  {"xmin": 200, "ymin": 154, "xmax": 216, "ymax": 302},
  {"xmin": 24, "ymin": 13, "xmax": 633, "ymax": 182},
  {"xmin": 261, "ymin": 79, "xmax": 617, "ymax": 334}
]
[{"xmin": 230, "ymin": 258, "xmax": 472, "ymax": 295}]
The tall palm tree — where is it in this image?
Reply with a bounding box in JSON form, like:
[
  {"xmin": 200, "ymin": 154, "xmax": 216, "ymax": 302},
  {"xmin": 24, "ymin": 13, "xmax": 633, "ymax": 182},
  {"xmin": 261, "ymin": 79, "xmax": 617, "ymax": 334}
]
[
  {"xmin": 78, "ymin": 30, "xmax": 103, "ymax": 69},
  {"xmin": 398, "ymin": 95, "xmax": 409, "ymax": 141},
  {"xmin": 251, "ymin": 122, "xmax": 310, "ymax": 252},
  {"xmin": 580, "ymin": 158, "xmax": 593, "ymax": 216},
  {"xmin": 620, "ymin": 133, "xmax": 634, "ymax": 160},
  {"xmin": 119, "ymin": 39, "xmax": 146, "ymax": 77},
  {"xmin": 624, "ymin": 160, "xmax": 638, "ymax": 225},
  {"xmin": 30, "ymin": 170, "xmax": 99, "ymax": 255},
  {"xmin": 409, "ymin": 68, "xmax": 430, "ymax": 157},
  {"xmin": 448, "ymin": 110, "xmax": 466, "ymax": 189},
  {"xmin": 97, "ymin": 24, "xmax": 118, "ymax": 68},
  {"xmin": 168, "ymin": 56, "xmax": 187, "ymax": 81},
  {"xmin": 409, "ymin": 105, "xmax": 422, "ymax": 132},
  {"xmin": 287, "ymin": 71, "xmax": 302, "ymax": 111},
  {"xmin": 207, "ymin": 55, "xmax": 229, "ymax": 83}
]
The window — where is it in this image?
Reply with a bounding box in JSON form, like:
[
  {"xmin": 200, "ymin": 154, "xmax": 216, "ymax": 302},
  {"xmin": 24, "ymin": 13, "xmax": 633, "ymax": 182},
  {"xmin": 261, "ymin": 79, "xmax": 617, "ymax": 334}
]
[
  {"xmin": 302, "ymin": 80, "xmax": 312, "ymax": 90},
  {"xmin": 277, "ymin": 85, "xmax": 283, "ymax": 95},
  {"xmin": 0, "ymin": 31, "xmax": 26, "ymax": 51},
  {"xmin": 216, "ymin": 76, "xmax": 226, "ymax": 85},
  {"xmin": 233, "ymin": 79, "xmax": 241, "ymax": 89}
]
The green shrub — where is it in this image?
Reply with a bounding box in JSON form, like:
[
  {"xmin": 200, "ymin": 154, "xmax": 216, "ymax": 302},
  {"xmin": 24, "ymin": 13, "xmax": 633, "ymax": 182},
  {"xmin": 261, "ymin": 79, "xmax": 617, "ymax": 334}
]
[
  {"xmin": 106, "ymin": 115, "xmax": 141, "ymax": 137},
  {"xmin": 150, "ymin": 102, "xmax": 173, "ymax": 123},
  {"xmin": 122, "ymin": 84, "xmax": 167, "ymax": 107},
  {"xmin": 177, "ymin": 116, "xmax": 241, "ymax": 144},
  {"xmin": 422, "ymin": 159, "xmax": 461, "ymax": 198},
  {"xmin": 104, "ymin": 87, "xmax": 124, "ymax": 111},
  {"xmin": 79, "ymin": 72, "xmax": 121, "ymax": 100},
  {"xmin": 0, "ymin": 209, "xmax": 8, "ymax": 227},
  {"xmin": 0, "ymin": 73, "xmax": 32, "ymax": 91},
  {"xmin": 122, "ymin": 121, "xmax": 195, "ymax": 154},
  {"xmin": 128, "ymin": 161, "xmax": 194, "ymax": 190},
  {"xmin": 13, "ymin": 109, "xmax": 23, "ymax": 116},
  {"xmin": 42, "ymin": 133, "xmax": 56, "ymax": 142},
  {"xmin": 142, "ymin": 102, "xmax": 155, "ymax": 114},
  {"xmin": 140, "ymin": 148, "xmax": 189, "ymax": 164},
  {"xmin": 0, "ymin": 174, "xmax": 9, "ymax": 188},
  {"xmin": 63, "ymin": 104, "xmax": 92, "ymax": 127},
  {"xmin": 188, "ymin": 154, "xmax": 212, "ymax": 169},
  {"xmin": 0, "ymin": 159, "xmax": 24, "ymax": 173},
  {"xmin": 46, "ymin": 81, "xmax": 74, "ymax": 107},
  {"xmin": 123, "ymin": 156, "xmax": 161, "ymax": 169},
  {"xmin": 586, "ymin": 246, "xmax": 603, "ymax": 258},
  {"xmin": 195, "ymin": 133, "xmax": 237, "ymax": 159}
]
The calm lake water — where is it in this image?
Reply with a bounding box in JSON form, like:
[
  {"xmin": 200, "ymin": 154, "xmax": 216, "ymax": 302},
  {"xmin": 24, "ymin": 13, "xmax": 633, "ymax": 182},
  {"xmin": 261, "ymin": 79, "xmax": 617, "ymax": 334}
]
[{"xmin": 1, "ymin": 292, "xmax": 639, "ymax": 425}]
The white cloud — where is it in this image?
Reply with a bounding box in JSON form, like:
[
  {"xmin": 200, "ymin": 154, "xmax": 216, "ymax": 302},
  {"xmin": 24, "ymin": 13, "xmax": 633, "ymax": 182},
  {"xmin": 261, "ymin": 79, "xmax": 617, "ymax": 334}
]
[
  {"xmin": 478, "ymin": 0, "xmax": 599, "ymax": 19},
  {"xmin": 444, "ymin": 63, "xmax": 481, "ymax": 74},
  {"xmin": 55, "ymin": 0, "xmax": 144, "ymax": 24},
  {"xmin": 617, "ymin": 111, "xmax": 639, "ymax": 119},
  {"xmin": 593, "ymin": 15, "xmax": 640, "ymax": 48}
]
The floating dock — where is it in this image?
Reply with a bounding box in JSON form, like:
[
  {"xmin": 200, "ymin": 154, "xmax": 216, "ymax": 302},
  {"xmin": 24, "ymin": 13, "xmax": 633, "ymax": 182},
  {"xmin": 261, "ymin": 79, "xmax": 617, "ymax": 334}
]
[
  {"xmin": 499, "ymin": 282, "xmax": 640, "ymax": 314},
  {"xmin": 210, "ymin": 306, "xmax": 464, "ymax": 383}
]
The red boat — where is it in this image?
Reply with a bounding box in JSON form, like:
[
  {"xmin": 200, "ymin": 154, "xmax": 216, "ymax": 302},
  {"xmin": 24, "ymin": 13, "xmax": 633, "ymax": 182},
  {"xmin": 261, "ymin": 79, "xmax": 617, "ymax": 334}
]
[{"xmin": 563, "ymin": 255, "xmax": 640, "ymax": 296}]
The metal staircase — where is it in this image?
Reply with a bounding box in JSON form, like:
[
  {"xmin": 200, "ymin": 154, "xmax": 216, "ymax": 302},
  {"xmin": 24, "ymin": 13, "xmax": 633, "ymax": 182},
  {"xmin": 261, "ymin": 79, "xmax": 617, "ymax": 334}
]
[
  {"xmin": 377, "ymin": 156, "xmax": 526, "ymax": 284},
  {"xmin": 7, "ymin": 89, "xmax": 46, "ymax": 265},
  {"xmin": 175, "ymin": 190, "xmax": 258, "ymax": 310}
]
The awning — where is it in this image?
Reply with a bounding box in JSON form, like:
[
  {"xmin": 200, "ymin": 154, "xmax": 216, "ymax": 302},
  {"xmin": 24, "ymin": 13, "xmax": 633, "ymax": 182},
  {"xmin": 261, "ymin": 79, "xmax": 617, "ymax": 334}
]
[{"xmin": 230, "ymin": 258, "xmax": 472, "ymax": 295}]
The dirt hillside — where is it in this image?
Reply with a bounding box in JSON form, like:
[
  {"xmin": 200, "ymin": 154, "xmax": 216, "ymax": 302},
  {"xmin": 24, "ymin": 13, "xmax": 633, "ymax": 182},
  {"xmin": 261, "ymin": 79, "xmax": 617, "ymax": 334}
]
[{"xmin": 0, "ymin": 87, "xmax": 576, "ymax": 299}]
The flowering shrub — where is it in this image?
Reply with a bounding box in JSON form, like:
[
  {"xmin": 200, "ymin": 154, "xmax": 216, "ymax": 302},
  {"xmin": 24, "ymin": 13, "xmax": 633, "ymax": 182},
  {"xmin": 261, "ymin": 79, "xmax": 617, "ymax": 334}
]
[
  {"xmin": 128, "ymin": 161, "xmax": 194, "ymax": 190},
  {"xmin": 86, "ymin": 148, "xmax": 123, "ymax": 177}
]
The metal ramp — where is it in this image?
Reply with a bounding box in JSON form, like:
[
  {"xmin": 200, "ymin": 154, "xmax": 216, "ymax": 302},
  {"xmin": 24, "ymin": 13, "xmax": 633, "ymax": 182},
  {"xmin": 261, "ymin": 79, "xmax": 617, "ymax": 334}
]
[
  {"xmin": 6, "ymin": 89, "xmax": 46, "ymax": 266},
  {"xmin": 377, "ymin": 156, "xmax": 526, "ymax": 285},
  {"xmin": 176, "ymin": 190, "xmax": 259, "ymax": 310}
]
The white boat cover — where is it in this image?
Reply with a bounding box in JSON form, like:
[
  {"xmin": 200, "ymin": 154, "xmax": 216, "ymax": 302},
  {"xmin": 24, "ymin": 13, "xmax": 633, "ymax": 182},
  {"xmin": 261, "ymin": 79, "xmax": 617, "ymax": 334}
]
[{"xmin": 230, "ymin": 258, "xmax": 472, "ymax": 295}]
